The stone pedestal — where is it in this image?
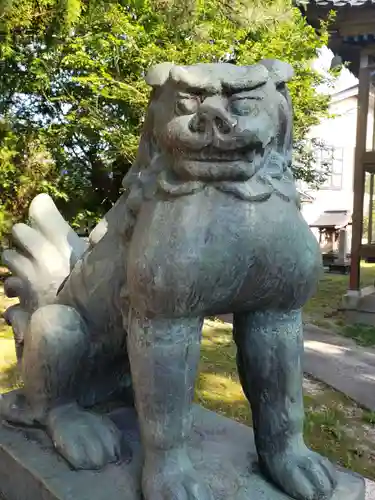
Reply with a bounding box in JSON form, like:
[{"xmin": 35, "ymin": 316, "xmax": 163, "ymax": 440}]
[
  {"xmin": 0, "ymin": 405, "xmax": 365, "ymax": 500},
  {"xmin": 342, "ymin": 286, "xmax": 375, "ymax": 325}
]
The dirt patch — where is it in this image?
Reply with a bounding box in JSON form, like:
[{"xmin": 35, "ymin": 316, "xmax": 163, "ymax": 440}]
[{"xmin": 303, "ymin": 376, "xmax": 326, "ymax": 396}]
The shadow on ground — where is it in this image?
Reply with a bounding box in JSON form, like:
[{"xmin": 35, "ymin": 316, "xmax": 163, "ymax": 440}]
[{"xmin": 303, "ymin": 330, "xmax": 375, "ymax": 412}]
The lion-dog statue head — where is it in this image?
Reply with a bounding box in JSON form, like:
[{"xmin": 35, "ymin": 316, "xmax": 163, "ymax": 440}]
[{"xmin": 124, "ymin": 59, "xmax": 299, "ymax": 211}]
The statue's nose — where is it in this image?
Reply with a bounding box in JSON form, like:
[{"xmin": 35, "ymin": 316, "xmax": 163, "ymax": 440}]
[{"xmin": 189, "ymin": 96, "xmax": 236, "ymax": 134}]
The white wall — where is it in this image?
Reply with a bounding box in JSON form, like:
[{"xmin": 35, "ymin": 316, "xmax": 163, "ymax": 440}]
[{"xmin": 300, "ymin": 92, "xmax": 358, "ymax": 225}]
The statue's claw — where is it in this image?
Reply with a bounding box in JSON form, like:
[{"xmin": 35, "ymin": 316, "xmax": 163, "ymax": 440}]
[
  {"xmin": 143, "ymin": 450, "xmax": 213, "ymax": 500},
  {"xmin": 261, "ymin": 442, "xmax": 337, "ymax": 500},
  {"xmin": 0, "ymin": 390, "xmax": 45, "ymax": 426},
  {"xmin": 47, "ymin": 403, "xmax": 122, "ymax": 470}
]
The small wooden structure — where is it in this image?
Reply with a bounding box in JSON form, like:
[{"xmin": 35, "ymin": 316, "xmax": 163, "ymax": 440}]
[
  {"xmin": 302, "ymin": 0, "xmax": 375, "ymax": 290},
  {"xmin": 310, "ymin": 210, "xmax": 352, "ymax": 272}
]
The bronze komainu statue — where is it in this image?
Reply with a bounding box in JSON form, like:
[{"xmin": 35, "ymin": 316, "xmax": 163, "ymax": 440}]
[{"xmin": 1, "ymin": 60, "xmax": 336, "ymax": 500}]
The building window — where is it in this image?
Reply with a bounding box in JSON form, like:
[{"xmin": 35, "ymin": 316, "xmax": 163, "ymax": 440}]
[{"xmin": 318, "ymin": 146, "xmax": 344, "ymax": 190}]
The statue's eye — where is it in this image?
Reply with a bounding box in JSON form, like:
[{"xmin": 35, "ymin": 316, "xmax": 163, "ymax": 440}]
[
  {"xmin": 276, "ymin": 82, "xmax": 286, "ymax": 93},
  {"xmin": 230, "ymin": 98, "xmax": 260, "ymax": 117},
  {"xmin": 175, "ymin": 97, "xmax": 199, "ymax": 115}
]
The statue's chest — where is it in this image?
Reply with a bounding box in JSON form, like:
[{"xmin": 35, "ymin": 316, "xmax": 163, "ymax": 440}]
[
  {"xmin": 126, "ymin": 189, "xmax": 320, "ymax": 316},
  {"xmin": 129, "ymin": 190, "xmax": 255, "ymax": 273},
  {"xmin": 130, "ymin": 189, "xmax": 297, "ymax": 265}
]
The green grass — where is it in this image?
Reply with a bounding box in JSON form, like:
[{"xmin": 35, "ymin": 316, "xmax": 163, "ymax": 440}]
[
  {"xmin": 362, "ymin": 410, "xmax": 375, "ymax": 425},
  {"xmin": 0, "ymin": 280, "xmax": 13, "ymax": 340},
  {"xmin": 0, "ymin": 269, "xmax": 19, "ymax": 393},
  {"xmin": 0, "ymin": 328, "xmax": 19, "ymax": 393},
  {"xmin": 197, "ymin": 320, "xmax": 375, "ymax": 480},
  {"xmin": 340, "ymin": 323, "xmax": 375, "ymax": 347},
  {"xmin": 303, "ymin": 261, "xmax": 375, "ymax": 345},
  {"xmin": 304, "ymin": 262, "xmax": 375, "ymax": 321}
]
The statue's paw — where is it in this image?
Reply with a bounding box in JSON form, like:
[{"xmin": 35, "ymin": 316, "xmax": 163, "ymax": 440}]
[
  {"xmin": 0, "ymin": 390, "xmax": 44, "ymax": 425},
  {"xmin": 143, "ymin": 450, "xmax": 213, "ymax": 500},
  {"xmin": 47, "ymin": 403, "xmax": 121, "ymax": 470},
  {"xmin": 261, "ymin": 443, "xmax": 337, "ymax": 500}
]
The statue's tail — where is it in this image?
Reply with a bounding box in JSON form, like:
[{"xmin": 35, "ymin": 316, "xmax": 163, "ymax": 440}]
[{"xmin": 1, "ymin": 193, "xmax": 89, "ymax": 361}]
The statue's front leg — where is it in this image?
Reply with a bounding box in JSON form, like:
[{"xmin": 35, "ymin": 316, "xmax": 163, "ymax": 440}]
[
  {"xmin": 233, "ymin": 309, "xmax": 337, "ymax": 500},
  {"xmin": 128, "ymin": 310, "xmax": 213, "ymax": 500}
]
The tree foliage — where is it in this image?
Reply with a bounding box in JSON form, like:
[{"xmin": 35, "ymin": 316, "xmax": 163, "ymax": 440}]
[{"xmin": 0, "ymin": 0, "xmax": 334, "ymax": 237}]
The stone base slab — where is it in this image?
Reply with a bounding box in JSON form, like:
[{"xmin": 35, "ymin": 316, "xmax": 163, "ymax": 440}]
[
  {"xmin": 0, "ymin": 404, "xmax": 365, "ymax": 500},
  {"xmin": 342, "ymin": 287, "xmax": 375, "ymax": 326}
]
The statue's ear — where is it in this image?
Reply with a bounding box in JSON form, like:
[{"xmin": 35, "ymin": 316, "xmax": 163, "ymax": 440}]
[
  {"xmin": 259, "ymin": 59, "xmax": 294, "ymax": 86},
  {"xmin": 145, "ymin": 62, "xmax": 175, "ymax": 88}
]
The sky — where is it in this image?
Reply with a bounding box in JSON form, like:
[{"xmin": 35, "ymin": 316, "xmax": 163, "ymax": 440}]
[{"xmin": 313, "ymin": 46, "xmax": 358, "ymax": 94}]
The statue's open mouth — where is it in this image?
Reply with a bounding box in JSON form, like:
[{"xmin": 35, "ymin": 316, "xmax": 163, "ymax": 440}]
[{"xmin": 182, "ymin": 143, "xmax": 266, "ymax": 164}]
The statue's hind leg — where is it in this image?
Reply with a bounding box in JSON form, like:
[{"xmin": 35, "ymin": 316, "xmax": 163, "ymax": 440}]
[
  {"xmin": 233, "ymin": 309, "xmax": 337, "ymax": 500},
  {"xmin": 127, "ymin": 309, "xmax": 213, "ymax": 500},
  {"xmin": 0, "ymin": 304, "xmax": 121, "ymax": 470}
]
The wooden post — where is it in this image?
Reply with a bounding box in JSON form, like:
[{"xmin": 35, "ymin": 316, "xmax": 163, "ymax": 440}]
[
  {"xmin": 369, "ymin": 81, "xmax": 375, "ymax": 246},
  {"xmin": 368, "ymin": 173, "xmax": 374, "ymax": 244},
  {"xmin": 349, "ymin": 53, "xmax": 370, "ymax": 290}
]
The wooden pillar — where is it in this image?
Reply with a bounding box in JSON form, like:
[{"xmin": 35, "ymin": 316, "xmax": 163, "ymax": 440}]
[
  {"xmin": 349, "ymin": 53, "xmax": 370, "ymax": 290},
  {"xmin": 368, "ymin": 173, "xmax": 374, "ymax": 244}
]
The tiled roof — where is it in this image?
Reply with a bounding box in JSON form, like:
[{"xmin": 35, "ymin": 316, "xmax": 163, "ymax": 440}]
[
  {"xmin": 297, "ymin": 190, "xmax": 315, "ymax": 203},
  {"xmin": 309, "ymin": 0, "xmax": 375, "ymax": 5},
  {"xmin": 309, "ymin": 210, "xmax": 352, "ymax": 229}
]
